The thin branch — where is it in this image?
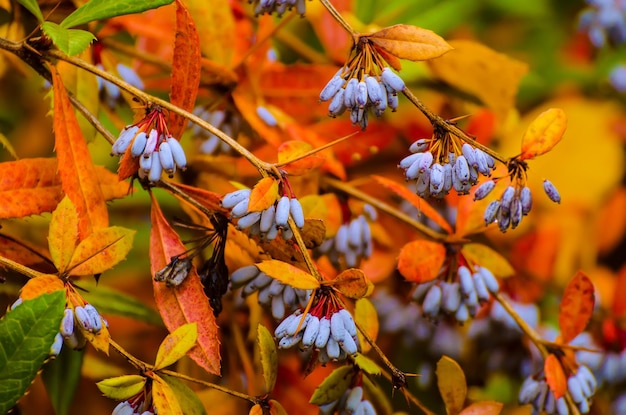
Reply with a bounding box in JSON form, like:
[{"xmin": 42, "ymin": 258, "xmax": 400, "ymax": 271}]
[{"xmin": 318, "ymin": 0, "xmax": 358, "ymax": 38}]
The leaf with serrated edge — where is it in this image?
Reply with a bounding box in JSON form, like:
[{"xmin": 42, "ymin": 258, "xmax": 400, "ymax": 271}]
[
  {"xmin": 160, "ymin": 374, "xmax": 207, "ymax": 415},
  {"xmin": 458, "ymin": 401, "xmax": 503, "ymax": 415},
  {"xmin": 309, "ymin": 365, "xmax": 355, "ymax": 405},
  {"xmin": 354, "ymin": 353, "xmax": 382, "ymax": 375},
  {"xmin": 332, "ymin": 269, "xmax": 372, "ymax": 299},
  {"xmin": 372, "ymin": 175, "xmax": 453, "ymax": 234},
  {"xmin": 152, "ymin": 374, "xmax": 184, "ymax": 415},
  {"xmin": 42, "ymin": 23, "xmax": 96, "ymax": 56},
  {"xmin": 42, "ymin": 347, "xmax": 84, "ymax": 415},
  {"xmin": 257, "ymin": 324, "xmax": 277, "ymax": 393},
  {"xmin": 20, "ymin": 275, "xmax": 65, "ymax": 300},
  {"xmin": 461, "ymin": 243, "xmax": 514, "ymax": 278},
  {"xmin": 367, "ymin": 24, "xmax": 453, "ymax": 61},
  {"xmin": 544, "ymin": 354, "xmax": 567, "ymax": 399},
  {"xmin": 397, "ymin": 240, "xmax": 446, "ymax": 283},
  {"xmin": 150, "ymin": 194, "xmax": 221, "ymax": 375},
  {"xmin": 96, "ymin": 375, "xmax": 146, "ymax": 400},
  {"xmin": 154, "ymin": 323, "xmax": 198, "ymax": 370},
  {"xmin": 61, "ymin": 0, "xmax": 174, "ymax": 28},
  {"xmin": 559, "ymin": 271, "xmax": 595, "ymax": 344},
  {"xmin": 0, "ymin": 291, "xmax": 65, "ymax": 414},
  {"xmin": 520, "ymin": 108, "xmax": 567, "ymax": 160},
  {"xmin": 16, "ymin": 0, "xmax": 44, "ymax": 21},
  {"xmin": 436, "ymin": 356, "xmax": 467, "ymax": 415},
  {"xmin": 355, "ymin": 298, "xmax": 379, "ymax": 354},
  {"xmin": 256, "ymin": 260, "xmax": 321, "ymax": 290},
  {"xmin": 248, "ymin": 177, "xmax": 279, "ymax": 213},
  {"xmin": 49, "ymin": 196, "xmax": 79, "ymax": 273},
  {"xmin": 51, "ymin": 66, "xmax": 108, "ymax": 240},
  {"xmin": 66, "ymin": 226, "xmax": 135, "ymax": 276}
]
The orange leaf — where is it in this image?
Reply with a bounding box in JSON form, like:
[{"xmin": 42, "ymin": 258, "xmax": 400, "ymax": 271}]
[
  {"xmin": 613, "ymin": 266, "xmax": 626, "ymax": 317},
  {"xmin": 277, "ymin": 140, "xmax": 325, "ymax": 176},
  {"xmin": 461, "ymin": 243, "xmax": 515, "ymax": 278},
  {"xmin": 167, "ymin": 0, "xmax": 201, "ymax": 139},
  {"xmin": 330, "ymin": 268, "xmax": 373, "ymax": 299},
  {"xmin": 284, "ymin": 123, "xmax": 346, "ymax": 180},
  {"xmin": 520, "ymin": 108, "xmax": 567, "ymax": 160},
  {"xmin": 20, "ymin": 275, "xmax": 65, "ymax": 301},
  {"xmin": 248, "ymin": 177, "xmax": 279, "ymax": 213},
  {"xmin": 48, "ymin": 196, "xmax": 79, "ymax": 272},
  {"xmin": 367, "ymin": 24, "xmax": 453, "ymax": 62},
  {"xmin": 397, "ymin": 240, "xmax": 446, "ymax": 283},
  {"xmin": 150, "ymin": 194, "xmax": 221, "ymax": 375},
  {"xmin": 117, "ymin": 147, "xmax": 140, "ymax": 181},
  {"xmin": 0, "ymin": 235, "xmax": 55, "ymax": 273},
  {"xmin": 544, "ymin": 354, "xmax": 567, "ymax": 399},
  {"xmin": 559, "ymin": 271, "xmax": 595, "ymax": 344},
  {"xmin": 66, "ymin": 226, "xmax": 135, "ymax": 276},
  {"xmin": 183, "ymin": 0, "xmax": 234, "ymax": 66},
  {"xmin": 372, "ymin": 175, "xmax": 453, "ymax": 234},
  {"xmin": 51, "ymin": 66, "xmax": 108, "ymax": 240},
  {"xmin": 458, "ymin": 401, "xmax": 503, "ymax": 415}
]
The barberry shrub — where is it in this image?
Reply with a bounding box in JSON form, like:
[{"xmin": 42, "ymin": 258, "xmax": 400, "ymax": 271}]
[{"xmin": 0, "ymin": 1, "xmax": 624, "ymax": 415}]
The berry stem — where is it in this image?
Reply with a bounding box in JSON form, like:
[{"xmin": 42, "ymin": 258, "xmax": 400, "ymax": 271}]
[
  {"xmin": 0, "ymin": 255, "xmax": 45, "ymax": 279},
  {"xmin": 319, "ymin": 0, "xmax": 359, "ymax": 39}
]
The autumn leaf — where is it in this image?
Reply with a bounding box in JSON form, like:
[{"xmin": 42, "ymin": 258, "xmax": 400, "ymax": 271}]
[
  {"xmin": 150, "ymin": 194, "xmax": 221, "ymax": 375},
  {"xmin": 65, "ymin": 226, "xmax": 135, "ymax": 276},
  {"xmin": 19, "ymin": 275, "xmax": 65, "ymax": 301},
  {"xmin": 558, "ymin": 271, "xmax": 595, "ymax": 344},
  {"xmin": 154, "ymin": 322, "xmax": 198, "ymax": 370},
  {"xmin": 152, "ymin": 374, "xmax": 184, "ymax": 415},
  {"xmin": 520, "ymin": 108, "xmax": 567, "ymax": 160},
  {"xmin": 256, "ymin": 260, "xmax": 321, "ymax": 290},
  {"xmin": 299, "ymin": 194, "xmax": 342, "ymax": 238},
  {"xmin": 436, "ymin": 356, "xmax": 467, "ymax": 415},
  {"xmin": 397, "ymin": 240, "xmax": 446, "ymax": 283},
  {"xmin": 355, "ymin": 298, "xmax": 378, "ymax": 354},
  {"xmin": 458, "ymin": 401, "xmax": 503, "ymax": 415},
  {"xmin": 183, "ymin": 0, "xmax": 234, "ymax": 66},
  {"xmin": 48, "ymin": 196, "xmax": 78, "ymax": 272},
  {"xmin": 257, "ymin": 324, "xmax": 278, "ymax": 393},
  {"xmin": 167, "ymin": 0, "xmax": 201, "ymax": 139},
  {"xmin": 544, "ymin": 354, "xmax": 567, "ymax": 399},
  {"xmin": 50, "ymin": 65, "xmax": 108, "ymax": 240},
  {"xmin": 461, "ymin": 243, "xmax": 515, "ymax": 278},
  {"xmin": 330, "ymin": 268, "xmax": 373, "ymax": 299},
  {"xmin": 277, "ymin": 140, "xmax": 325, "ymax": 176},
  {"xmin": 167, "ymin": 182, "xmax": 226, "ymax": 214},
  {"xmin": 367, "ymin": 24, "xmax": 453, "ymax": 62},
  {"xmin": 96, "ymin": 375, "xmax": 147, "ymax": 400},
  {"xmin": 247, "ymin": 177, "xmax": 279, "ymax": 213}
]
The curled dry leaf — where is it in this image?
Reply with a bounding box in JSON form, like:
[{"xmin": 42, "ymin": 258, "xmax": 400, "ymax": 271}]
[
  {"xmin": 367, "ymin": 24, "xmax": 453, "ymax": 62},
  {"xmin": 330, "ymin": 268, "xmax": 373, "ymax": 299}
]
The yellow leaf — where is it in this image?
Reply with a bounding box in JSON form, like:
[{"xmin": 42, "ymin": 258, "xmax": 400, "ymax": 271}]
[
  {"xmin": 436, "ymin": 356, "xmax": 467, "ymax": 415},
  {"xmin": 256, "ymin": 260, "xmax": 321, "ymax": 290},
  {"xmin": 354, "ymin": 353, "xmax": 382, "ymax": 375},
  {"xmin": 154, "ymin": 322, "xmax": 199, "ymax": 370},
  {"xmin": 355, "ymin": 298, "xmax": 379, "ymax": 354},
  {"xmin": 330, "ymin": 268, "xmax": 373, "ymax": 299},
  {"xmin": 367, "ymin": 24, "xmax": 453, "ymax": 61},
  {"xmin": 461, "ymin": 243, "xmax": 515, "ymax": 278},
  {"xmin": 152, "ymin": 375, "xmax": 184, "ymax": 415},
  {"xmin": 84, "ymin": 322, "xmax": 110, "ymax": 354},
  {"xmin": 96, "ymin": 375, "xmax": 146, "ymax": 400},
  {"xmin": 520, "ymin": 108, "xmax": 567, "ymax": 160},
  {"xmin": 247, "ymin": 177, "xmax": 279, "ymax": 213},
  {"xmin": 66, "ymin": 226, "xmax": 136, "ymax": 276},
  {"xmin": 257, "ymin": 324, "xmax": 278, "ymax": 393},
  {"xmin": 428, "ymin": 40, "xmax": 528, "ymax": 122},
  {"xmin": 397, "ymin": 240, "xmax": 446, "ymax": 283},
  {"xmin": 184, "ymin": 0, "xmax": 235, "ymax": 65},
  {"xmin": 48, "ymin": 196, "xmax": 79, "ymax": 273}
]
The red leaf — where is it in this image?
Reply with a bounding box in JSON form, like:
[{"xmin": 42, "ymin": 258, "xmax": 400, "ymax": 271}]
[
  {"xmin": 397, "ymin": 240, "xmax": 446, "ymax": 283},
  {"xmin": 51, "ymin": 66, "xmax": 108, "ymax": 240},
  {"xmin": 544, "ymin": 354, "xmax": 567, "ymax": 399},
  {"xmin": 559, "ymin": 271, "xmax": 595, "ymax": 344},
  {"xmin": 167, "ymin": 0, "xmax": 201, "ymax": 139},
  {"xmin": 150, "ymin": 193, "xmax": 221, "ymax": 375},
  {"xmin": 613, "ymin": 266, "xmax": 626, "ymax": 317}
]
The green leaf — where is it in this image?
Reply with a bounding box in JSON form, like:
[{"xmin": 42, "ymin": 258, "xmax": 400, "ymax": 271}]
[
  {"xmin": 96, "ymin": 375, "xmax": 147, "ymax": 400},
  {"xmin": 354, "ymin": 353, "xmax": 382, "ymax": 375},
  {"xmin": 41, "ymin": 22, "xmax": 96, "ymax": 56},
  {"xmin": 16, "ymin": 0, "xmax": 44, "ymax": 22},
  {"xmin": 309, "ymin": 366, "xmax": 355, "ymax": 405},
  {"xmin": 60, "ymin": 0, "xmax": 175, "ymax": 29},
  {"xmin": 42, "ymin": 348, "xmax": 84, "ymax": 415},
  {"xmin": 160, "ymin": 374, "xmax": 207, "ymax": 415},
  {"xmin": 0, "ymin": 291, "xmax": 66, "ymax": 414},
  {"xmin": 257, "ymin": 324, "xmax": 277, "ymax": 393},
  {"xmin": 80, "ymin": 282, "xmax": 164, "ymax": 327}
]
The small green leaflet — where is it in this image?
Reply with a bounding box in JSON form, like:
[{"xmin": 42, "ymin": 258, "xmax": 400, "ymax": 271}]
[
  {"xmin": 0, "ymin": 291, "xmax": 66, "ymax": 414},
  {"xmin": 257, "ymin": 324, "xmax": 277, "ymax": 393},
  {"xmin": 16, "ymin": 0, "xmax": 44, "ymax": 22},
  {"xmin": 41, "ymin": 22, "xmax": 96, "ymax": 56},
  {"xmin": 309, "ymin": 365, "xmax": 355, "ymax": 405},
  {"xmin": 60, "ymin": 0, "xmax": 175, "ymax": 29}
]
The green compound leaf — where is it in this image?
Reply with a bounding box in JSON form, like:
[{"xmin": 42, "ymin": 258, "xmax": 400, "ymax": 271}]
[
  {"xmin": 160, "ymin": 374, "xmax": 207, "ymax": 415},
  {"xmin": 257, "ymin": 324, "xmax": 277, "ymax": 393},
  {"xmin": 309, "ymin": 365, "xmax": 355, "ymax": 405},
  {"xmin": 60, "ymin": 0, "xmax": 175, "ymax": 29},
  {"xmin": 41, "ymin": 22, "xmax": 96, "ymax": 56},
  {"xmin": 42, "ymin": 348, "xmax": 84, "ymax": 415},
  {"xmin": 0, "ymin": 291, "xmax": 66, "ymax": 414},
  {"xmin": 16, "ymin": 0, "xmax": 44, "ymax": 22}
]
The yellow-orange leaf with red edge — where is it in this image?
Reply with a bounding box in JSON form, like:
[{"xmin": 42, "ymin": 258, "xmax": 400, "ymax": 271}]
[
  {"xmin": 397, "ymin": 240, "xmax": 446, "ymax": 283},
  {"xmin": 167, "ymin": 0, "xmax": 201, "ymax": 139},
  {"xmin": 51, "ymin": 65, "xmax": 108, "ymax": 240},
  {"xmin": 277, "ymin": 140, "xmax": 325, "ymax": 176},
  {"xmin": 248, "ymin": 177, "xmax": 279, "ymax": 213},
  {"xmin": 436, "ymin": 356, "xmax": 467, "ymax": 415},
  {"xmin": 520, "ymin": 108, "xmax": 567, "ymax": 160},
  {"xmin": 461, "ymin": 243, "xmax": 515, "ymax": 278},
  {"xmin": 367, "ymin": 24, "xmax": 453, "ymax": 62},
  {"xmin": 458, "ymin": 401, "xmax": 503, "ymax": 415},
  {"xmin": 49, "ymin": 196, "xmax": 78, "ymax": 272},
  {"xmin": 559, "ymin": 271, "xmax": 595, "ymax": 344},
  {"xmin": 20, "ymin": 275, "xmax": 65, "ymax": 300},
  {"xmin": 66, "ymin": 226, "xmax": 135, "ymax": 276},
  {"xmin": 544, "ymin": 354, "xmax": 567, "ymax": 399},
  {"xmin": 150, "ymin": 194, "xmax": 221, "ymax": 375},
  {"xmin": 152, "ymin": 375, "xmax": 184, "ymax": 415},
  {"xmin": 372, "ymin": 175, "xmax": 453, "ymax": 234},
  {"xmin": 331, "ymin": 268, "xmax": 373, "ymax": 299},
  {"xmin": 256, "ymin": 260, "xmax": 321, "ymax": 290}
]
